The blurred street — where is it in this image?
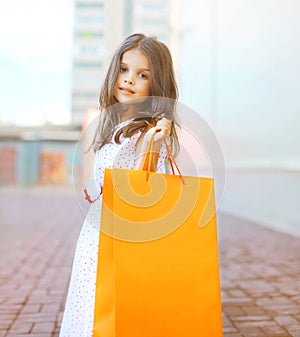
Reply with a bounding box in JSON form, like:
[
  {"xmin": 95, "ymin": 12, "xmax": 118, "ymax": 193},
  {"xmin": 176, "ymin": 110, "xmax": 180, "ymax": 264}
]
[{"xmin": 0, "ymin": 186, "xmax": 299, "ymax": 337}]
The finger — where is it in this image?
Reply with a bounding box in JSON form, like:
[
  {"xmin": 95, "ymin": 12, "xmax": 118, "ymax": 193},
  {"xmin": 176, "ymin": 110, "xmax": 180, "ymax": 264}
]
[
  {"xmin": 156, "ymin": 123, "xmax": 171, "ymax": 134},
  {"xmin": 157, "ymin": 118, "xmax": 171, "ymax": 125}
]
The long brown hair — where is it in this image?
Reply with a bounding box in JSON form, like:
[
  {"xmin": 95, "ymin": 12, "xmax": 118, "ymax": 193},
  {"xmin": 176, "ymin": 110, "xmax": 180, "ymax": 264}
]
[{"xmin": 91, "ymin": 33, "xmax": 180, "ymax": 154}]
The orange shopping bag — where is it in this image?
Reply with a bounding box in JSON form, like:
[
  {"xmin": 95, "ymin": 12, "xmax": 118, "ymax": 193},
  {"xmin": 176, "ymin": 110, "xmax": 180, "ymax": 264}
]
[{"xmin": 93, "ymin": 145, "xmax": 223, "ymax": 337}]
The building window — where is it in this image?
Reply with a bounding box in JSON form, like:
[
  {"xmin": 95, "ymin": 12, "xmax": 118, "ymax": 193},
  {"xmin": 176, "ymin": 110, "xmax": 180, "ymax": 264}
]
[
  {"xmin": 75, "ymin": 31, "xmax": 104, "ymax": 39},
  {"xmin": 75, "ymin": 2, "xmax": 104, "ymax": 10},
  {"xmin": 76, "ymin": 16, "xmax": 104, "ymax": 26},
  {"xmin": 136, "ymin": 3, "xmax": 168, "ymax": 15},
  {"xmin": 124, "ymin": 0, "xmax": 133, "ymax": 35},
  {"xmin": 74, "ymin": 62, "xmax": 103, "ymax": 68},
  {"xmin": 74, "ymin": 45, "xmax": 104, "ymax": 57}
]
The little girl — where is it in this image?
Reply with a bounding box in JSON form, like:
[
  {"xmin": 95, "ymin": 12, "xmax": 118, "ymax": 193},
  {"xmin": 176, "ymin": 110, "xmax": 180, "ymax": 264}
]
[{"xmin": 59, "ymin": 33, "xmax": 180, "ymax": 337}]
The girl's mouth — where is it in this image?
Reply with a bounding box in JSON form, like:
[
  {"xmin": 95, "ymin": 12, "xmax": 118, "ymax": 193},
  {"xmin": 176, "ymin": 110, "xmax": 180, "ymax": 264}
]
[{"xmin": 119, "ymin": 86, "xmax": 135, "ymax": 94}]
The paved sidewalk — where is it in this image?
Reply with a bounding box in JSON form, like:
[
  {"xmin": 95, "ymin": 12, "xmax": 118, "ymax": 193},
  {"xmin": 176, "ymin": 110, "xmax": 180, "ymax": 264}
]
[
  {"xmin": 0, "ymin": 187, "xmax": 299, "ymax": 336},
  {"xmin": 0, "ymin": 187, "xmax": 83, "ymax": 337},
  {"xmin": 218, "ymin": 214, "xmax": 300, "ymax": 337}
]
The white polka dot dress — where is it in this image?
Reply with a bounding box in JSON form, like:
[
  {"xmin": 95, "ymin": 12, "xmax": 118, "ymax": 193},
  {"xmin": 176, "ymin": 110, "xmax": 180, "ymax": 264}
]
[{"xmin": 59, "ymin": 123, "xmax": 167, "ymax": 337}]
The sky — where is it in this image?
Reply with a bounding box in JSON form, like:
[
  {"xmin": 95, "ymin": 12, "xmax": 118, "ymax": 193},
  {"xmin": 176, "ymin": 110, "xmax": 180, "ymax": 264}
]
[{"xmin": 0, "ymin": 0, "xmax": 74, "ymax": 125}]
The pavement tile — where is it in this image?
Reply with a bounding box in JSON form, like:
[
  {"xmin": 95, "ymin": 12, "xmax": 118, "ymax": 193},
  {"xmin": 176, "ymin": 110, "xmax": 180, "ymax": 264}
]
[
  {"xmin": 261, "ymin": 324, "xmax": 290, "ymax": 336},
  {"xmin": 235, "ymin": 321, "xmax": 278, "ymax": 328},
  {"xmin": 223, "ymin": 306, "xmax": 245, "ymax": 316},
  {"xmin": 40, "ymin": 303, "xmax": 61, "ymax": 313},
  {"xmin": 223, "ymin": 327, "xmax": 239, "ymax": 333},
  {"xmin": 274, "ymin": 315, "xmax": 300, "ymax": 329},
  {"xmin": 0, "ymin": 315, "xmax": 15, "ymax": 323},
  {"xmin": 222, "ymin": 313, "xmax": 235, "ymax": 327},
  {"xmin": 5, "ymin": 296, "xmax": 28, "ymax": 305},
  {"xmin": 0, "ymin": 323, "xmax": 11, "ymax": 330},
  {"xmin": 20, "ymin": 304, "xmax": 42, "ymax": 314},
  {"xmin": 9, "ymin": 322, "xmax": 33, "ymax": 334},
  {"xmin": 231, "ymin": 315, "xmax": 272, "ymax": 322},
  {"xmin": 222, "ymin": 298, "xmax": 254, "ymax": 306},
  {"xmin": 267, "ymin": 305, "xmax": 300, "ymax": 316},
  {"xmin": 241, "ymin": 306, "xmax": 265, "ymax": 316},
  {"xmin": 238, "ymin": 326, "xmax": 267, "ymax": 337},
  {"xmin": 31, "ymin": 322, "xmax": 55, "ymax": 333}
]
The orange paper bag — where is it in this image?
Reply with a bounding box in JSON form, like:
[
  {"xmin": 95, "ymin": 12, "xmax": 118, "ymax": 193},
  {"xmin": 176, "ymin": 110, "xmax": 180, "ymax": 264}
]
[{"xmin": 93, "ymin": 167, "xmax": 223, "ymax": 337}]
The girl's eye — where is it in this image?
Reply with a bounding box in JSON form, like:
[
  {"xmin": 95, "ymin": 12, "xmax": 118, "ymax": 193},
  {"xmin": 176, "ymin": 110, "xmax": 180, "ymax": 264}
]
[
  {"xmin": 120, "ymin": 66, "xmax": 127, "ymax": 73},
  {"xmin": 139, "ymin": 72, "xmax": 148, "ymax": 79}
]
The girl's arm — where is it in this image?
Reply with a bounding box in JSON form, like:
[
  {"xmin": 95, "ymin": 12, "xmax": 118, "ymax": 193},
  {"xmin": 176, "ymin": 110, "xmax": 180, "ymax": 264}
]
[{"xmin": 135, "ymin": 118, "xmax": 171, "ymax": 171}]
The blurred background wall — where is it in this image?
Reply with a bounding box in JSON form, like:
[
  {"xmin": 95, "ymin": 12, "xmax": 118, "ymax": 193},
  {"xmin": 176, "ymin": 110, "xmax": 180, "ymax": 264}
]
[
  {"xmin": 0, "ymin": 0, "xmax": 299, "ymax": 236},
  {"xmin": 179, "ymin": 0, "xmax": 300, "ymax": 237}
]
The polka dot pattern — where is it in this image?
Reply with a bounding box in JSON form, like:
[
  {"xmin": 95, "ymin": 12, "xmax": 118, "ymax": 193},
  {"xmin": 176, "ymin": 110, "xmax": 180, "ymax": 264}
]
[{"xmin": 59, "ymin": 123, "xmax": 167, "ymax": 337}]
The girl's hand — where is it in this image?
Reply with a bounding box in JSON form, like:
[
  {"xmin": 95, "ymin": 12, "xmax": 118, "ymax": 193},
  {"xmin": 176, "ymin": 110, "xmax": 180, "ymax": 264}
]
[
  {"xmin": 145, "ymin": 118, "xmax": 172, "ymax": 143},
  {"xmin": 135, "ymin": 118, "xmax": 172, "ymax": 170}
]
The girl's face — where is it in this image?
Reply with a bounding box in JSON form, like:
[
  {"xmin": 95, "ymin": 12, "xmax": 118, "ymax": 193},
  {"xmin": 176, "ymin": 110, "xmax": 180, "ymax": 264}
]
[{"xmin": 114, "ymin": 48, "xmax": 151, "ymax": 107}]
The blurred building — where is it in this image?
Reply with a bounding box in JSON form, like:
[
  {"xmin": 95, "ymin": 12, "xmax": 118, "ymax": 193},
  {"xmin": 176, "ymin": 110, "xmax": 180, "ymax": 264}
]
[
  {"xmin": 71, "ymin": 0, "xmax": 180, "ymax": 126},
  {"xmin": 0, "ymin": 147, "xmax": 17, "ymax": 185},
  {"xmin": 0, "ymin": 127, "xmax": 82, "ymax": 186}
]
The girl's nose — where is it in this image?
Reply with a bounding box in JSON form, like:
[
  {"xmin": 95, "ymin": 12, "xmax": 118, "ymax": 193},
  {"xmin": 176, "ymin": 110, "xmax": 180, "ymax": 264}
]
[{"xmin": 124, "ymin": 76, "xmax": 134, "ymax": 85}]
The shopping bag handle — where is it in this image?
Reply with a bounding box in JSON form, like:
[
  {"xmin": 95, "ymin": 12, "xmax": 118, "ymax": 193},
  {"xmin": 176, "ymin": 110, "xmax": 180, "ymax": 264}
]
[
  {"xmin": 163, "ymin": 139, "xmax": 185, "ymax": 184},
  {"xmin": 144, "ymin": 130, "xmax": 185, "ymax": 184}
]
